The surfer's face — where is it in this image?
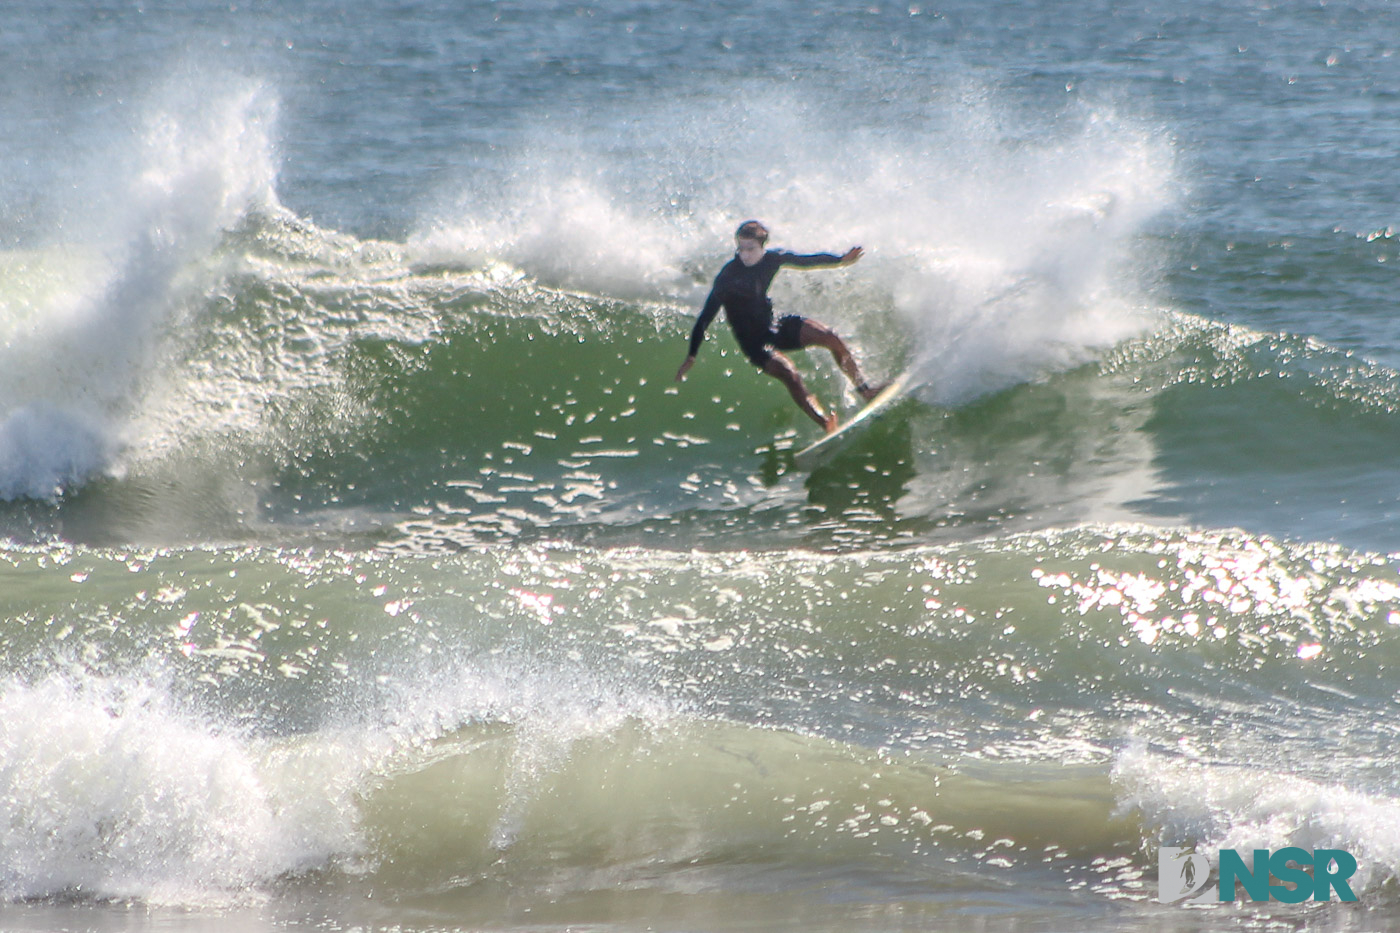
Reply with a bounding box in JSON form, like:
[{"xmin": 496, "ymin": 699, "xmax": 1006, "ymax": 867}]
[{"xmin": 735, "ymin": 238, "xmax": 765, "ymax": 266}]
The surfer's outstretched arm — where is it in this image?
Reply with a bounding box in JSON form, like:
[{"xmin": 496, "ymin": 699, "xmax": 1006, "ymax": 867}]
[{"xmin": 778, "ymin": 246, "xmax": 864, "ymax": 269}]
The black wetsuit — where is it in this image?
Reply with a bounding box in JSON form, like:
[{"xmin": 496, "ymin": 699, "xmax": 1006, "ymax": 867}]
[{"xmin": 687, "ymin": 249, "xmax": 844, "ymax": 367}]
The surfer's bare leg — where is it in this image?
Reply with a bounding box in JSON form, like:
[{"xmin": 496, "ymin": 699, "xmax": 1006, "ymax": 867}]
[
  {"xmin": 798, "ymin": 320, "xmax": 882, "ymax": 401},
  {"xmin": 764, "ymin": 352, "xmax": 837, "ymax": 433}
]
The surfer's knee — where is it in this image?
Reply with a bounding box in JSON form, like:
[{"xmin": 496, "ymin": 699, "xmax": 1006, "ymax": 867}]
[
  {"xmin": 798, "ymin": 319, "xmax": 839, "ymax": 349},
  {"xmin": 765, "ymin": 354, "xmax": 814, "ymax": 400},
  {"xmin": 764, "ymin": 353, "xmax": 801, "ymax": 386},
  {"xmin": 801, "ymin": 320, "xmax": 855, "ymax": 360}
]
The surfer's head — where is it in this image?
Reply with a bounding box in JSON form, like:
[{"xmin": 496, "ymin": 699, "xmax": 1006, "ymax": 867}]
[
  {"xmin": 735, "ymin": 220, "xmax": 769, "ymax": 266},
  {"xmin": 735, "ymin": 220, "xmax": 769, "ymax": 244}
]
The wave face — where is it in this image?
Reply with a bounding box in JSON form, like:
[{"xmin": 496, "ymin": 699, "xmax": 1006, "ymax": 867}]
[
  {"xmin": 0, "ymin": 78, "xmax": 1181, "ymax": 552},
  {"xmin": 6, "ymin": 218, "xmax": 1399, "ymax": 556},
  {"xmin": 5, "ymin": 0, "xmax": 1400, "ymax": 931}
]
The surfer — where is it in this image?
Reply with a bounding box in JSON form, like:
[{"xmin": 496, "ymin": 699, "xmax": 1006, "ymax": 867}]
[{"xmin": 674, "ymin": 220, "xmax": 883, "ymax": 433}]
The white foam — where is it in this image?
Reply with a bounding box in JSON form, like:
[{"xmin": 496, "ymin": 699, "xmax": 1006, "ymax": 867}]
[
  {"xmin": 0, "ymin": 635, "xmax": 680, "ymax": 905},
  {"xmin": 1114, "ymin": 741, "xmax": 1400, "ymax": 894},
  {"xmin": 0, "ymin": 671, "xmax": 363, "ymax": 905},
  {"xmin": 411, "ymin": 174, "xmax": 703, "ymax": 301},
  {"xmin": 0, "ymin": 72, "xmax": 279, "ymax": 500}
]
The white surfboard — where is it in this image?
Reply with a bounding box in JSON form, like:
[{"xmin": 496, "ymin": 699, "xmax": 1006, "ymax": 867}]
[{"xmin": 793, "ymin": 370, "xmax": 917, "ymax": 469}]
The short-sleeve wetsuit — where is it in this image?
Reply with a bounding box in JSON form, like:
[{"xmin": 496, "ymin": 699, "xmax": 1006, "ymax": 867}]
[{"xmin": 687, "ymin": 249, "xmax": 844, "ymax": 368}]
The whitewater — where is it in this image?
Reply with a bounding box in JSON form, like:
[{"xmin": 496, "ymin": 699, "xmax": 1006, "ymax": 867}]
[{"xmin": 2, "ymin": 1, "xmax": 1400, "ymax": 931}]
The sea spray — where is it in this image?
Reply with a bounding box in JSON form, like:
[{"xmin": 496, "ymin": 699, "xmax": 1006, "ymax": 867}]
[
  {"xmin": 0, "ymin": 76, "xmax": 279, "ymax": 501},
  {"xmin": 0, "ymin": 668, "xmax": 364, "ymax": 905},
  {"xmin": 411, "ymin": 90, "xmax": 1175, "ymax": 406},
  {"xmin": 866, "ymin": 102, "xmax": 1175, "ymax": 405}
]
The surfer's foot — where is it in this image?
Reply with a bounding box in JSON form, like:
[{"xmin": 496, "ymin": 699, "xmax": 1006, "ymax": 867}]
[
  {"xmin": 856, "ymin": 380, "xmax": 888, "ymax": 402},
  {"xmin": 823, "ymin": 412, "xmax": 839, "ymax": 434}
]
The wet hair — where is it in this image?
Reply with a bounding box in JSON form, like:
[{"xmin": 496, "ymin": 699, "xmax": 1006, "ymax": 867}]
[{"xmin": 735, "ymin": 220, "xmax": 769, "ymax": 244}]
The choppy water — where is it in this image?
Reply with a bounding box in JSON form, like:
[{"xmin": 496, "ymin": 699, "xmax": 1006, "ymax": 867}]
[{"xmin": 3, "ymin": 1, "xmax": 1400, "ymax": 930}]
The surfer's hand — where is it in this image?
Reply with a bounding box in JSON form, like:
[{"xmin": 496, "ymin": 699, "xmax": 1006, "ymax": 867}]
[
  {"xmin": 841, "ymin": 246, "xmax": 864, "ymax": 266},
  {"xmin": 675, "ymin": 356, "xmax": 695, "ymax": 381}
]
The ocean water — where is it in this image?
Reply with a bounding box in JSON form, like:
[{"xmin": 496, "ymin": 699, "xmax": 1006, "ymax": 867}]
[{"xmin": 2, "ymin": 1, "xmax": 1400, "ymax": 930}]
